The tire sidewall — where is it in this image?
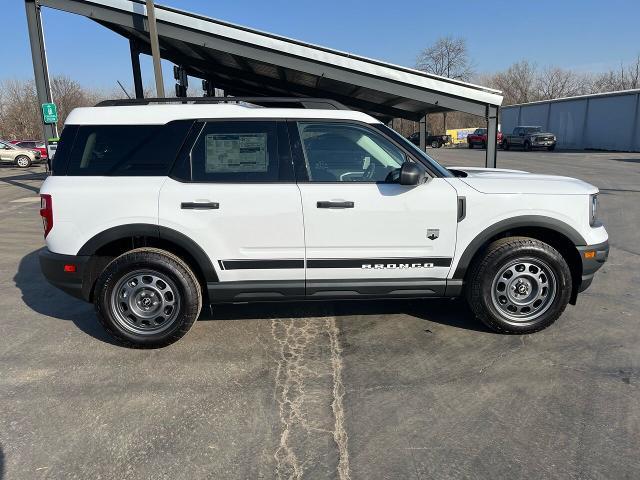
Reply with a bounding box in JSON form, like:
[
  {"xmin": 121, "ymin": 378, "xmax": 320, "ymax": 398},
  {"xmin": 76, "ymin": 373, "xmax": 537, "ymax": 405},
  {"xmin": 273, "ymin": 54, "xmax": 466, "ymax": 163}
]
[
  {"xmin": 95, "ymin": 251, "xmax": 200, "ymax": 346},
  {"xmin": 16, "ymin": 156, "xmax": 32, "ymax": 168},
  {"xmin": 475, "ymin": 242, "xmax": 572, "ymax": 332}
]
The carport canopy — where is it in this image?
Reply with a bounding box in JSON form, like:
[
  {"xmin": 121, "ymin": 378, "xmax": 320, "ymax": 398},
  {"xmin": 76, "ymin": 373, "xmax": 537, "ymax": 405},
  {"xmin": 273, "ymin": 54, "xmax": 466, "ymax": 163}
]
[{"xmin": 26, "ymin": 0, "xmax": 503, "ymax": 165}]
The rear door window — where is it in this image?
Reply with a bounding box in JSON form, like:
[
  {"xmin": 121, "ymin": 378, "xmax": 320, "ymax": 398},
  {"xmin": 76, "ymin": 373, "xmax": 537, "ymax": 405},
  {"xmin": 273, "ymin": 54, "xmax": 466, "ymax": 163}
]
[{"xmin": 187, "ymin": 121, "xmax": 292, "ymax": 182}]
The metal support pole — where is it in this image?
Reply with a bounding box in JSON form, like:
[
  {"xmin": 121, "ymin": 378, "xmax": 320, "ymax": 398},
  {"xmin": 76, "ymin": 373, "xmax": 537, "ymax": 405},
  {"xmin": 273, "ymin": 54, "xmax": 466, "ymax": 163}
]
[
  {"xmin": 129, "ymin": 40, "xmax": 144, "ymax": 99},
  {"xmin": 419, "ymin": 115, "xmax": 427, "ymax": 152},
  {"xmin": 486, "ymin": 105, "xmax": 498, "ymax": 168},
  {"xmin": 146, "ymin": 0, "xmax": 165, "ymax": 97},
  {"xmin": 25, "ymin": 0, "xmax": 58, "ymax": 143}
]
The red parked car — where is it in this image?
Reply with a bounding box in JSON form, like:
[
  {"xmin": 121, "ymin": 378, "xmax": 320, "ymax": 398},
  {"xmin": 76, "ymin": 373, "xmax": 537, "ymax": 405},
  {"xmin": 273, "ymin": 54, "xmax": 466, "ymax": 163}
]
[
  {"xmin": 467, "ymin": 128, "xmax": 503, "ymax": 149},
  {"xmin": 10, "ymin": 140, "xmax": 48, "ymax": 159}
]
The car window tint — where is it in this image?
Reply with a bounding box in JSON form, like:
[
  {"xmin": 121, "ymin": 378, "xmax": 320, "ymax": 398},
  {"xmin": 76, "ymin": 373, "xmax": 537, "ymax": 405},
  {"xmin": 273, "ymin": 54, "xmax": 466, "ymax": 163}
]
[
  {"xmin": 66, "ymin": 122, "xmax": 191, "ymax": 176},
  {"xmin": 297, "ymin": 122, "xmax": 405, "ymax": 183},
  {"xmin": 190, "ymin": 121, "xmax": 282, "ymax": 183}
]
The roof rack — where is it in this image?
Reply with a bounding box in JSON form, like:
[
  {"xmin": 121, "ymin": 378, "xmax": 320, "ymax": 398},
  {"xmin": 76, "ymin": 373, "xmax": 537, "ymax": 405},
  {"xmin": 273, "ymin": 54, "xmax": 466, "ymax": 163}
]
[{"xmin": 95, "ymin": 97, "xmax": 350, "ymax": 110}]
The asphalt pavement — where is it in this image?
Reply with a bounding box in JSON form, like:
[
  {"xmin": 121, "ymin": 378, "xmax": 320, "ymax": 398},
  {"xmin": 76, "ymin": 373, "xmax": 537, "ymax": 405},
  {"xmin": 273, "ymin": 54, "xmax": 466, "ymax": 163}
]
[{"xmin": 1, "ymin": 148, "xmax": 639, "ymax": 479}]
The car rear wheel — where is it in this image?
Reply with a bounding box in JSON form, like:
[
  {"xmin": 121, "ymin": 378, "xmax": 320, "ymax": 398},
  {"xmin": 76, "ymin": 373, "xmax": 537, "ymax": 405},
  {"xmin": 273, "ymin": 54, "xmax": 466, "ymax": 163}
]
[
  {"xmin": 503, "ymin": 140, "xmax": 510, "ymax": 150},
  {"xmin": 15, "ymin": 155, "xmax": 32, "ymax": 168},
  {"xmin": 468, "ymin": 141, "xmax": 474, "ymax": 149},
  {"xmin": 94, "ymin": 248, "xmax": 202, "ymax": 348},
  {"xmin": 465, "ymin": 237, "xmax": 572, "ymax": 334},
  {"xmin": 523, "ymin": 141, "xmax": 531, "ymax": 151},
  {"xmin": 431, "ymin": 140, "xmax": 440, "ymax": 148}
]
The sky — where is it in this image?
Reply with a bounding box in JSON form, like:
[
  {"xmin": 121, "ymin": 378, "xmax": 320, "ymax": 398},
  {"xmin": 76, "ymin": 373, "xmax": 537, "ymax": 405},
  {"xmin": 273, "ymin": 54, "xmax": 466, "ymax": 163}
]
[{"xmin": 4, "ymin": 0, "xmax": 639, "ymax": 94}]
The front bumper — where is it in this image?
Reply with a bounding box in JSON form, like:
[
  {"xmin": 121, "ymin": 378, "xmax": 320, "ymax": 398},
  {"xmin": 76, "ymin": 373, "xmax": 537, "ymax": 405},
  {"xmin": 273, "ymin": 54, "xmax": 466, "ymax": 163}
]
[
  {"xmin": 576, "ymin": 240, "xmax": 609, "ymax": 293},
  {"xmin": 531, "ymin": 140, "xmax": 556, "ymax": 148},
  {"xmin": 39, "ymin": 249, "xmax": 92, "ymax": 301}
]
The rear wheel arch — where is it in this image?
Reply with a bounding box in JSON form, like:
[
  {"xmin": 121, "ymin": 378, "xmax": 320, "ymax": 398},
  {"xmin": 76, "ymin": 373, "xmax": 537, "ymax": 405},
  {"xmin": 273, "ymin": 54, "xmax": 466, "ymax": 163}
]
[
  {"xmin": 454, "ymin": 217, "xmax": 585, "ymax": 302},
  {"xmin": 78, "ymin": 224, "xmax": 217, "ymax": 301}
]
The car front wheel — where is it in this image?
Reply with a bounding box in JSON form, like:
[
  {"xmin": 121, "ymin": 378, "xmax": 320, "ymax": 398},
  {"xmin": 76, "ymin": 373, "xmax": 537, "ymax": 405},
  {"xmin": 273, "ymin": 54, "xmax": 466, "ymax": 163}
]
[
  {"xmin": 465, "ymin": 237, "xmax": 572, "ymax": 334},
  {"xmin": 431, "ymin": 140, "xmax": 440, "ymax": 148},
  {"xmin": 94, "ymin": 248, "xmax": 202, "ymax": 348}
]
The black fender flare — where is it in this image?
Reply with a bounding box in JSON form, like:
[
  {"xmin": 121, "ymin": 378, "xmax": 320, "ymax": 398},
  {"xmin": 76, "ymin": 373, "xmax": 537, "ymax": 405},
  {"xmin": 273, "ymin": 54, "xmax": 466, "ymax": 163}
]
[
  {"xmin": 77, "ymin": 223, "xmax": 218, "ymax": 282},
  {"xmin": 452, "ymin": 215, "xmax": 587, "ymax": 279}
]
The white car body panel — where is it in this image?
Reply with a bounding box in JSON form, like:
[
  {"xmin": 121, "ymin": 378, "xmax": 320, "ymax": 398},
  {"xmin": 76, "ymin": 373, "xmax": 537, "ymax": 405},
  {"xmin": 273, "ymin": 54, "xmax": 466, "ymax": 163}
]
[
  {"xmin": 298, "ymin": 180, "xmax": 458, "ymax": 280},
  {"xmin": 158, "ymin": 178, "xmax": 305, "ymax": 282},
  {"xmin": 65, "ymin": 104, "xmax": 382, "ymax": 126},
  {"xmin": 40, "ymin": 176, "xmax": 165, "ymax": 255}
]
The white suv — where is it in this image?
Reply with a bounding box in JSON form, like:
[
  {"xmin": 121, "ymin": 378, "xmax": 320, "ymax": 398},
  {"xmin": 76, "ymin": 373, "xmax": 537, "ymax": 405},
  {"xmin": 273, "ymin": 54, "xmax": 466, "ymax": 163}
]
[{"xmin": 38, "ymin": 98, "xmax": 609, "ymax": 347}]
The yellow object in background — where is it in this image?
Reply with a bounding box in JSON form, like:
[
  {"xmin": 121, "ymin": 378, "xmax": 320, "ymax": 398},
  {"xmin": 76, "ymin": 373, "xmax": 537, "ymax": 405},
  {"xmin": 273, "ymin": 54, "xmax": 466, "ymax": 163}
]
[{"xmin": 446, "ymin": 128, "xmax": 480, "ymax": 145}]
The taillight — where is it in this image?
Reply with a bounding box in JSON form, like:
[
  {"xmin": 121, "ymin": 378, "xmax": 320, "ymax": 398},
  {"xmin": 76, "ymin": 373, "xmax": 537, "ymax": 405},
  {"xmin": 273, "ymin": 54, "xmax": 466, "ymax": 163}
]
[{"xmin": 40, "ymin": 194, "xmax": 53, "ymax": 238}]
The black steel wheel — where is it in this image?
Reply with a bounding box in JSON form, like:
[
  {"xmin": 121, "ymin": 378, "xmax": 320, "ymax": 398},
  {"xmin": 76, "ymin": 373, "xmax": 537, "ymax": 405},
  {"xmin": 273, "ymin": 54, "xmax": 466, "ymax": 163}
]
[{"xmin": 95, "ymin": 248, "xmax": 202, "ymax": 348}]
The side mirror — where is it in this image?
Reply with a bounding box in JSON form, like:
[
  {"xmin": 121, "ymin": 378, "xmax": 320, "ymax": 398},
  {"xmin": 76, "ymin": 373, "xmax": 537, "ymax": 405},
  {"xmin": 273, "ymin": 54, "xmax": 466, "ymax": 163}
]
[{"xmin": 399, "ymin": 161, "xmax": 423, "ymax": 186}]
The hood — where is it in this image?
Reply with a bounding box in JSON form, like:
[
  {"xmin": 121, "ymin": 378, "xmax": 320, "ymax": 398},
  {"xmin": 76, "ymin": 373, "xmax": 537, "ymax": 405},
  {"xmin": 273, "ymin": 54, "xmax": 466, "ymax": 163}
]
[{"xmin": 448, "ymin": 167, "xmax": 598, "ymax": 195}]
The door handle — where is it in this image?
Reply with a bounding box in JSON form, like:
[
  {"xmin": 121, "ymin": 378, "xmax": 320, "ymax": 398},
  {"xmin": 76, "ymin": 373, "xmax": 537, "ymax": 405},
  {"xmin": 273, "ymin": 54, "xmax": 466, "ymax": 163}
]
[
  {"xmin": 317, "ymin": 201, "xmax": 354, "ymax": 209},
  {"xmin": 181, "ymin": 202, "xmax": 219, "ymax": 210}
]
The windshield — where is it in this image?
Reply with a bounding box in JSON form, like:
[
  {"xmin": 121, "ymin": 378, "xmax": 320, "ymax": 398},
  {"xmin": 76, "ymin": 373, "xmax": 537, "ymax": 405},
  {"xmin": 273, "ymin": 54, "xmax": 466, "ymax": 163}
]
[
  {"xmin": 372, "ymin": 124, "xmax": 453, "ymax": 178},
  {"xmin": 475, "ymin": 129, "xmax": 486, "ymax": 134}
]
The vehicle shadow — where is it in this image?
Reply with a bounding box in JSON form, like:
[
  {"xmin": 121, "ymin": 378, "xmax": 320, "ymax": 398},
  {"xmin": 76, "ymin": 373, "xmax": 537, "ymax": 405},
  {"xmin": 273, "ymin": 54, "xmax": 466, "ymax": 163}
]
[
  {"xmin": 0, "ymin": 169, "xmax": 46, "ymax": 194},
  {"xmin": 16, "ymin": 248, "xmax": 490, "ymax": 345},
  {"xmin": 14, "ymin": 248, "xmax": 121, "ymax": 346},
  {"xmin": 201, "ymin": 293, "xmax": 491, "ymax": 333}
]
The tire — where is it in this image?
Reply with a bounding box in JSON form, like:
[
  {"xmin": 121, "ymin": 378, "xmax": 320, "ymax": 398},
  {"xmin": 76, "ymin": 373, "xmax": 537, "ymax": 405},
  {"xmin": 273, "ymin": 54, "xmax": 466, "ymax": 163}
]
[
  {"xmin": 465, "ymin": 237, "xmax": 572, "ymax": 334},
  {"xmin": 503, "ymin": 140, "xmax": 510, "ymax": 151},
  {"xmin": 94, "ymin": 248, "xmax": 203, "ymax": 348},
  {"xmin": 15, "ymin": 155, "xmax": 32, "ymax": 168},
  {"xmin": 468, "ymin": 141, "xmax": 474, "ymax": 149},
  {"xmin": 481, "ymin": 141, "xmax": 486, "ymax": 149},
  {"xmin": 431, "ymin": 140, "xmax": 440, "ymax": 149},
  {"xmin": 523, "ymin": 141, "xmax": 531, "ymax": 151},
  {"xmin": 548, "ymin": 145, "xmax": 556, "ymax": 151}
]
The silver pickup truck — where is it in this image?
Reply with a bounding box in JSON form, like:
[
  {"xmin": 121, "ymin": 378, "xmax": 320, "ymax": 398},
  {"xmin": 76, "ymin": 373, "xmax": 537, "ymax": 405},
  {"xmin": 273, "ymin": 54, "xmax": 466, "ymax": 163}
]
[{"xmin": 503, "ymin": 126, "xmax": 557, "ymax": 151}]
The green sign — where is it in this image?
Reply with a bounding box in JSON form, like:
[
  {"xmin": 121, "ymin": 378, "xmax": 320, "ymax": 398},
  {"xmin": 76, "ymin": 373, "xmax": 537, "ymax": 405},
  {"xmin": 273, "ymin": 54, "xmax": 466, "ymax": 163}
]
[{"xmin": 42, "ymin": 103, "xmax": 58, "ymax": 124}]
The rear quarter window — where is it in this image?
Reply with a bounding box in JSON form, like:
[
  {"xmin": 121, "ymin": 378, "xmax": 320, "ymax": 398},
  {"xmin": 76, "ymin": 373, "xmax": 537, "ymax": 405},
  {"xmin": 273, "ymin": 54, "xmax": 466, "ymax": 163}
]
[{"xmin": 64, "ymin": 121, "xmax": 192, "ymax": 176}]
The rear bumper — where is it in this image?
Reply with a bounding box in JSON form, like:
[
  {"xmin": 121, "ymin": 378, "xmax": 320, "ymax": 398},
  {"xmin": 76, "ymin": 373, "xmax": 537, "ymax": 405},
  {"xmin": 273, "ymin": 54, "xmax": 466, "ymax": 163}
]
[
  {"xmin": 577, "ymin": 240, "xmax": 609, "ymax": 293},
  {"xmin": 39, "ymin": 249, "xmax": 92, "ymax": 301}
]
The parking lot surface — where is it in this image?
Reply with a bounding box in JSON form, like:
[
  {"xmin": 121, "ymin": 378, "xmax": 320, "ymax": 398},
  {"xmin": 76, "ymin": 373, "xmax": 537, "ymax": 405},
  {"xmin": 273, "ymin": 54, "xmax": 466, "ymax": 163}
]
[{"xmin": 1, "ymin": 149, "xmax": 639, "ymax": 479}]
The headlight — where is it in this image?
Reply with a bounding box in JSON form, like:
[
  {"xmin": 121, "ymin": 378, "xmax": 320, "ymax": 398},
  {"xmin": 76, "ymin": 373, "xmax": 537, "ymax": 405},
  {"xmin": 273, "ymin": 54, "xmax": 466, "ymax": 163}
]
[{"xmin": 589, "ymin": 194, "xmax": 598, "ymax": 226}]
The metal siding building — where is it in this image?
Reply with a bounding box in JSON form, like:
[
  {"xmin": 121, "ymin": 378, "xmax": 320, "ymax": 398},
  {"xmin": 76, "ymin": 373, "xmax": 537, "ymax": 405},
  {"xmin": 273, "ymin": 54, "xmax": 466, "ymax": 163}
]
[{"xmin": 501, "ymin": 89, "xmax": 640, "ymax": 152}]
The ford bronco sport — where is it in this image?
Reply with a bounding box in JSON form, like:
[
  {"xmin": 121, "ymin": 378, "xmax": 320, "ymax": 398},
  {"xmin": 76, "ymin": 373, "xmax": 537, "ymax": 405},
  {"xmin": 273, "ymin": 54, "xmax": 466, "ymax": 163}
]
[{"xmin": 39, "ymin": 98, "xmax": 609, "ymax": 348}]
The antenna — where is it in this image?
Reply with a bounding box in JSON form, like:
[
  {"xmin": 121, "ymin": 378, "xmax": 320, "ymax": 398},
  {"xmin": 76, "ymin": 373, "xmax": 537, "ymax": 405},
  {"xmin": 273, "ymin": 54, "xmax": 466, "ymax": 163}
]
[{"xmin": 116, "ymin": 80, "xmax": 132, "ymax": 99}]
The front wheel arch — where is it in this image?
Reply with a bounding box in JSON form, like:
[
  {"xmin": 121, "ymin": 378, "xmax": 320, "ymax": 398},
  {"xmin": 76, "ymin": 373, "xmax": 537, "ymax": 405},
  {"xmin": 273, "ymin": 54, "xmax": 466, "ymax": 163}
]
[{"xmin": 454, "ymin": 220, "xmax": 585, "ymax": 303}]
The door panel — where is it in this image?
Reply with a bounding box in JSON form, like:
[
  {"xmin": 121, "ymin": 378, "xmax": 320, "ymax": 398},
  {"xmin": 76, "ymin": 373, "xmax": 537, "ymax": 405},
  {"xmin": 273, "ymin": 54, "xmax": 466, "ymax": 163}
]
[
  {"xmin": 159, "ymin": 179, "xmax": 305, "ymax": 282},
  {"xmin": 159, "ymin": 120, "xmax": 305, "ymax": 283},
  {"xmin": 298, "ymin": 180, "xmax": 458, "ymax": 280},
  {"xmin": 291, "ymin": 120, "xmax": 459, "ymax": 284}
]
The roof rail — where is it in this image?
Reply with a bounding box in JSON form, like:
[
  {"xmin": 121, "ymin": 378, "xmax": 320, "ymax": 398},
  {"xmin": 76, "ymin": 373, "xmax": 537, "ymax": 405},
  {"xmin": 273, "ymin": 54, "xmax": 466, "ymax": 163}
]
[{"xmin": 95, "ymin": 97, "xmax": 350, "ymax": 110}]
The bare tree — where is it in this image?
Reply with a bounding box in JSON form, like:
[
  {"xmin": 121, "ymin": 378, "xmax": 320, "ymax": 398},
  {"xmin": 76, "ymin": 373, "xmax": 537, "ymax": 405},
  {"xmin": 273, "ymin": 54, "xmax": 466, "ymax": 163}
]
[
  {"xmin": 415, "ymin": 36, "xmax": 474, "ymax": 132},
  {"xmin": 536, "ymin": 67, "xmax": 592, "ymax": 100},
  {"xmin": 416, "ymin": 36, "xmax": 474, "ymax": 80},
  {"xmin": 592, "ymin": 54, "xmax": 640, "ymax": 92},
  {"xmin": 482, "ymin": 60, "xmax": 539, "ymax": 105},
  {"xmin": 0, "ymin": 76, "xmax": 156, "ymax": 140}
]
